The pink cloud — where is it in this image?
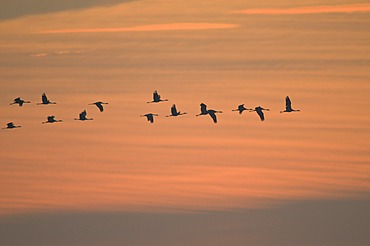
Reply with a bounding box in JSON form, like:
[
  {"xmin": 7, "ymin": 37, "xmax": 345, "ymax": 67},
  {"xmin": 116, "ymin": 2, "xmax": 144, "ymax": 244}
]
[
  {"xmin": 30, "ymin": 53, "xmax": 48, "ymax": 57},
  {"xmin": 37, "ymin": 22, "xmax": 239, "ymax": 34},
  {"xmin": 235, "ymin": 3, "xmax": 370, "ymax": 15}
]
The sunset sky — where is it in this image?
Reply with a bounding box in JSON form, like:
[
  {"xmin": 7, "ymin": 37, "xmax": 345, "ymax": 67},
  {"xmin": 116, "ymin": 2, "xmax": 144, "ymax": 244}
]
[{"xmin": 0, "ymin": 0, "xmax": 369, "ymax": 245}]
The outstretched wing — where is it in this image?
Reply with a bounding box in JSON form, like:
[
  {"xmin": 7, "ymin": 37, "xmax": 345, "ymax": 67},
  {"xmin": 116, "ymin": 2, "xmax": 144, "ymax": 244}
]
[
  {"xmin": 96, "ymin": 103, "xmax": 104, "ymax": 112},
  {"xmin": 153, "ymin": 91, "xmax": 160, "ymax": 102},
  {"xmin": 148, "ymin": 114, "xmax": 154, "ymax": 123},
  {"xmin": 257, "ymin": 109, "xmax": 265, "ymax": 121},
  {"xmin": 47, "ymin": 116, "xmax": 55, "ymax": 121},
  {"xmin": 171, "ymin": 104, "xmax": 177, "ymax": 115},
  {"xmin": 42, "ymin": 93, "xmax": 48, "ymax": 104},
  {"xmin": 285, "ymin": 96, "xmax": 292, "ymax": 111},
  {"xmin": 200, "ymin": 103, "xmax": 207, "ymax": 114},
  {"xmin": 80, "ymin": 110, "xmax": 87, "ymax": 119},
  {"xmin": 208, "ymin": 111, "xmax": 217, "ymax": 123},
  {"xmin": 238, "ymin": 104, "xmax": 245, "ymax": 114}
]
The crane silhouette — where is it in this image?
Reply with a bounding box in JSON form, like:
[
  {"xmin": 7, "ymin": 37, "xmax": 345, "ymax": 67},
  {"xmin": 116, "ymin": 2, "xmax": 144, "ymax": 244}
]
[
  {"xmin": 280, "ymin": 96, "xmax": 300, "ymax": 113},
  {"xmin": 89, "ymin": 101, "xmax": 108, "ymax": 112},
  {"xmin": 147, "ymin": 90, "xmax": 168, "ymax": 103},
  {"xmin": 196, "ymin": 103, "xmax": 222, "ymax": 123},
  {"xmin": 42, "ymin": 115, "xmax": 62, "ymax": 124},
  {"xmin": 252, "ymin": 106, "xmax": 270, "ymax": 121},
  {"xmin": 74, "ymin": 110, "xmax": 93, "ymax": 121},
  {"xmin": 10, "ymin": 97, "xmax": 30, "ymax": 107},
  {"xmin": 3, "ymin": 122, "xmax": 21, "ymax": 129},
  {"xmin": 36, "ymin": 93, "xmax": 56, "ymax": 105},
  {"xmin": 166, "ymin": 104, "xmax": 187, "ymax": 117},
  {"xmin": 140, "ymin": 113, "xmax": 158, "ymax": 123},
  {"xmin": 232, "ymin": 104, "xmax": 253, "ymax": 114}
]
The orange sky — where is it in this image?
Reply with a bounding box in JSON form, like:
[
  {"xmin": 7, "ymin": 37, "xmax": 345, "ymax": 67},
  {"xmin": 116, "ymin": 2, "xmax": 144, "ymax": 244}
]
[
  {"xmin": 37, "ymin": 23, "xmax": 239, "ymax": 34},
  {"xmin": 235, "ymin": 3, "xmax": 370, "ymax": 15},
  {"xmin": 0, "ymin": 1, "xmax": 369, "ymax": 245}
]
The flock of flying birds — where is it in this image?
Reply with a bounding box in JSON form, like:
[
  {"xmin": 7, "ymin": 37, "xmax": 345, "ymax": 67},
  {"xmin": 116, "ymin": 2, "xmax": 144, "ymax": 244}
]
[{"xmin": 3, "ymin": 90, "xmax": 300, "ymax": 129}]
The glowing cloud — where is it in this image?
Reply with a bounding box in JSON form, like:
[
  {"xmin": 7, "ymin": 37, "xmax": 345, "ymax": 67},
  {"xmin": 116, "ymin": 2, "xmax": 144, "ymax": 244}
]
[
  {"xmin": 30, "ymin": 53, "xmax": 48, "ymax": 57},
  {"xmin": 235, "ymin": 3, "xmax": 370, "ymax": 15},
  {"xmin": 37, "ymin": 22, "xmax": 239, "ymax": 34}
]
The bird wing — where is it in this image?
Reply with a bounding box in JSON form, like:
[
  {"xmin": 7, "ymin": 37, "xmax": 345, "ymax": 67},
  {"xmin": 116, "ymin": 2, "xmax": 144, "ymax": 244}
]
[
  {"xmin": 80, "ymin": 110, "xmax": 87, "ymax": 119},
  {"xmin": 171, "ymin": 105, "xmax": 177, "ymax": 115},
  {"xmin": 48, "ymin": 116, "xmax": 55, "ymax": 121},
  {"xmin": 153, "ymin": 91, "xmax": 160, "ymax": 101},
  {"xmin": 285, "ymin": 96, "xmax": 292, "ymax": 111},
  {"xmin": 256, "ymin": 109, "xmax": 265, "ymax": 121},
  {"xmin": 42, "ymin": 93, "xmax": 48, "ymax": 103},
  {"xmin": 148, "ymin": 114, "xmax": 154, "ymax": 123},
  {"xmin": 7, "ymin": 122, "xmax": 13, "ymax": 127},
  {"xmin": 96, "ymin": 103, "xmax": 104, "ymax": 112},
  {"xmin": 208, "ymin": 111, "xmax": 217, "ymax": 123},
  {"xmin": 238, "ymin": 104, "xmax": 245, "ymax": 114},
  {"xmin": 200, "ymin": 103, "xmax": 207, "ymax": 114}
]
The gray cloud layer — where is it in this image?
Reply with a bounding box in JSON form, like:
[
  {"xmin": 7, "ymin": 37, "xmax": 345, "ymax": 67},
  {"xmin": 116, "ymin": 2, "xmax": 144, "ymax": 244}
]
[
  {"xmin": 0, "ymin": 0, "xmax": 134, "ymax": 20},
  {"xmin": 0, "ymin": 199, "xmax": 369, "ymax": 246}
]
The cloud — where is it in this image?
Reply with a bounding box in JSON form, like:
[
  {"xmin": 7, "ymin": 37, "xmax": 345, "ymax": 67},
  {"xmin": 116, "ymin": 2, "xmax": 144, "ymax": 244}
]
[
  {"xmin": 234, "ymin": 3, "xmax": 370, "ymax": 15},
  {"xmin": 0, "ymin": 0, "xmax": 134, "ymax": 20},
  {"xmin": 30, "ymin": 49, "xmax": 92, "ymax": 58},
  {"xmin": 1, "ymin": 200, "xmax": 369, "ymax": 246},
  {"xmin": 30, "ymin": 53, "xmax": 48, "ymax": 57},
  {"xmin": 37, "ymin": 22, "xmax": 239, "ymax": 34}
]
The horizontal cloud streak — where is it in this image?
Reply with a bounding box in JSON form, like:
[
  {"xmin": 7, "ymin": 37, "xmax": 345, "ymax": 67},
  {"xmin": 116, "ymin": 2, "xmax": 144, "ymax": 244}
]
[
  {"xmin": 0, "ymin": 0, "xmax": 134, "ymax": 20},
  {"xmin": 235, "ymin": 3, "xmax": 370, "ymax": 15},
  {"xmin": 37, "ymin": 23, "xmax": 239, "ymax": 34}
]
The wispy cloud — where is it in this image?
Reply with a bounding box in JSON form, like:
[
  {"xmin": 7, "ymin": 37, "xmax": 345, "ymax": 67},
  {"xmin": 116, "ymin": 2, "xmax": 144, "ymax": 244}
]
[
  {"xmin": 30, "ymin": 53, "xmax": 48, "ymax": 57},
  {"xmin": 234, "ymin": 3, "xmax": 370, "ymax": 15},
  {"xmin": 37, "ymin": 22, "xmax": 239, "ymax": 34},
  {"xmin": 30, "ymin": 49, "xmax": 92, "ymax": 58},
  {"xmin": 0, "ymin": 0, "xmax": 133, "ymax": 21}
]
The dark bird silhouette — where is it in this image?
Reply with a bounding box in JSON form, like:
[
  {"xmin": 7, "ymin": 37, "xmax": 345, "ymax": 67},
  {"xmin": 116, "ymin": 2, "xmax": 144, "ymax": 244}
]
[
  {"xmin": 252, "ymin": 106, "xmax": 270, "ymax": 121},
  {"xmin": 280, "ymin": 96, "xmax": 300, "ymax": 113},
  {"xmin": 89, "ymin": 101, "xmax": 108, "ymax": 112},
  {"xmin": 147, "ymin": 90, "xmax": 168, "ymax": 103},
  {"xmin": 140, "ymin": 113, "xmax": 158, "ymax": 123},
  {"xmin": 74, "ymin": 110, "xmax": 93, "ymax": 121},
  {"xmin": 196, "ymin": 103, "xmax": 222, "ymax": 123},
  {"xmin": 10, "ymin": 97, "xmax": 30, "ymax": 107},
  {"xmin": 207, "ymin": 109, "xmax": 222, "ymax": 123},
  {"xmin": 196, "ymin": 103, "xmax": 208, "ymax": 116},
  {"xmin": 166, "ymin": 104, "xmax": 187, "ymax": 117},
  {"xmin": 3, "ymin": 122, "xmax": 21, "ymax": 129},
  {"xmin": 36, "ymin": 93, "xmax": 56, "ymax": 105},
  {"xmin": 42, "ymin": 115, "xmax": 62, "ymax": 124},
  {"xmin": 232, "ymin": 104, "xmax": 253, "ymax": 114}
]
